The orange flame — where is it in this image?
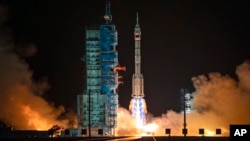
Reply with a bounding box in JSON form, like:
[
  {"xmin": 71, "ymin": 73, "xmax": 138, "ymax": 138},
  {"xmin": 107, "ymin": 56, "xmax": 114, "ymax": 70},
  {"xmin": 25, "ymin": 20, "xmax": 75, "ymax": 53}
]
[{"xmin": 21, "ymin": 105, "xmax": 52, "ymax": 130}]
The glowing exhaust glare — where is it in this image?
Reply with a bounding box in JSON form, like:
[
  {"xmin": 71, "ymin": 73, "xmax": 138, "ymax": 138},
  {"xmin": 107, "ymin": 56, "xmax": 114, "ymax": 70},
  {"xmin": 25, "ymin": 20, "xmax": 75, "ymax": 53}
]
[
  {"xmin": 143, "ymin": 123, "xmax": 158, "ymax": 133},
  {"xmin": 129, "ymin": 98, "xmax": 147, "ymax": 128},
  {"xmin": 21, "ymin": 105, "xmax": 51, "ymax": 130},
  {"xmin": 205, "ymin": 129, "xmax": 215, "ymax": 136}
]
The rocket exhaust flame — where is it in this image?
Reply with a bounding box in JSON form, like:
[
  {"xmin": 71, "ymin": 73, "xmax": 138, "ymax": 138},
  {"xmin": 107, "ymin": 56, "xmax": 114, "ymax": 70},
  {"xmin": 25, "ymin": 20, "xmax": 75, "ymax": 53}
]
[{"xmin": 129, "ymin": 98, "xmax": 147, "ymax": 128}]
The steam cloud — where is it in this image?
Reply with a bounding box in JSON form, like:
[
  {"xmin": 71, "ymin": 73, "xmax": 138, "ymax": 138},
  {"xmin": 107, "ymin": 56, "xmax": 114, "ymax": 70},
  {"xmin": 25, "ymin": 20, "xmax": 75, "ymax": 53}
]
[
  {"xmin": 0, "ymin": 4, "xmax": 75, "ymax": 130},
  {"xmin": 116, "ymin": 61, "xmax": 250, "ymax": 136}
]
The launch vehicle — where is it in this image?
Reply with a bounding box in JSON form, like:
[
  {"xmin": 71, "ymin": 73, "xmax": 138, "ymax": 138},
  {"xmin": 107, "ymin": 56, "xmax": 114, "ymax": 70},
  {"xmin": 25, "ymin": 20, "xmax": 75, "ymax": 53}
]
[{"xmin": 129, "ymin": 13, "xmax": 147, "ymax": 127}]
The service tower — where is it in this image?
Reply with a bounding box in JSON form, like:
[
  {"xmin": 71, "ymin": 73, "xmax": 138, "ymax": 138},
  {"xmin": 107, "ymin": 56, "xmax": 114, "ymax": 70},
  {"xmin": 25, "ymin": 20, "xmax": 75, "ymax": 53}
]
[
  {"xmin": 129, "ymin": 13, "xmax": 147, "ymax": 128},
  {"xmin": 77, "ymin": 1, "xmax": 125, "ymax": 136}
]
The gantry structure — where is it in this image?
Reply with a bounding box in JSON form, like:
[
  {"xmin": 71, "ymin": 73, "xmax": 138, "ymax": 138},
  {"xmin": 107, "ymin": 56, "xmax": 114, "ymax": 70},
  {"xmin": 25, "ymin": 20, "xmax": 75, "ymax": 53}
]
[{"xmin": 77, "ymin": 1, "xmax": 125, "ymax": 136}]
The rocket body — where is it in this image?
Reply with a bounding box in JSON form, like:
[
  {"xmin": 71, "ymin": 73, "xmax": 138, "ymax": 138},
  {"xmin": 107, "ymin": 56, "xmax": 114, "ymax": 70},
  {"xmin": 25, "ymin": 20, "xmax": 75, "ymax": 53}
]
[
  {"xmin": 129, "ymin": 13, "xmax": 147, "ymax": 127},
  {"xmin": 132, "ymin": 13, "xmax": 144, "ymax": 98}
]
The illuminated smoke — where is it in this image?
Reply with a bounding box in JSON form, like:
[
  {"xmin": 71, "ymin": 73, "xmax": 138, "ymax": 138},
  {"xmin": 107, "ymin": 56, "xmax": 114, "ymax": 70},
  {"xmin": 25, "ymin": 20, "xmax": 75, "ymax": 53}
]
[
  {"xmin": 116, "ymin": 107, "xmax": 138, "ymax": 136},
  {"xmin": 190, "ymin": 61, "xmax": 250, "ymax": 134},
  {"xmin": 0, "ymin": 3, "xmax": 76, "ymax": 130},
  {"xmin": 116, "ymin": 61, "xmax": 250, "ymax": 136}
]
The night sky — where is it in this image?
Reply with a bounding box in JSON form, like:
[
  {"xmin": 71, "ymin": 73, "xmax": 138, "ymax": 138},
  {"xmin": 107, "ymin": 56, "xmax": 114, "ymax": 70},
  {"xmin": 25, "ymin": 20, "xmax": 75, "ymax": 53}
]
[{"xmin": 4, "ymin": 0, "xmax": 250, "ymax": 117}]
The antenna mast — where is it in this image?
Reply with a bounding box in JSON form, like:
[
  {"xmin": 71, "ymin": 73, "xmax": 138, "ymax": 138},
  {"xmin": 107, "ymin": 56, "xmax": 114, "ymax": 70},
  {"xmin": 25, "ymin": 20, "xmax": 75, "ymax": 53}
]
[{"xmin": 104, "ymin": 0, "xmax": 112, "ymax": 23}]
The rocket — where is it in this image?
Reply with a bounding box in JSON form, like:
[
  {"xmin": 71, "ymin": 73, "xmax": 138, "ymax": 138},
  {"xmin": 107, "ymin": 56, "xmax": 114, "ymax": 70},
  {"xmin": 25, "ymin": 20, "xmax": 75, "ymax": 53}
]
[
  {"xmin": 132, "ymin": 13, "xmax": 144, "ymax": 99},
  {"xmin": 129, "ymin": 13, "xmax": 147, "ymax": 127}
]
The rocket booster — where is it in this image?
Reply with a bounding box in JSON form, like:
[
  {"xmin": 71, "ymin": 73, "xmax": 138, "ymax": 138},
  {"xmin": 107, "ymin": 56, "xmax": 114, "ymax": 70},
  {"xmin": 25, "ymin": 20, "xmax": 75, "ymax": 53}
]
[
  {"xmin": 132, "ymin": 13, "xmax": 144, "ymax": 98},
  {"xmin": 129, "ymin": 13, "xmax": 147, "ymax": 126}
]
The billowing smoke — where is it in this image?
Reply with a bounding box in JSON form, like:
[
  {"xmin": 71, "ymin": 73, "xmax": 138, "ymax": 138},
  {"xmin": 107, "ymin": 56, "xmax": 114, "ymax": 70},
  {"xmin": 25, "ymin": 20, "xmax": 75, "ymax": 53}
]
[
  {"xmin": 116, "ymin": 107, "xmax": 138, "ymax": 136},
  {"xmin": 116, "ymin": 61, "xmax": 250, "ymax": 136},
  {"xmin": 0, "ymin": 3, "xmax": 75, "ymax": 130}
]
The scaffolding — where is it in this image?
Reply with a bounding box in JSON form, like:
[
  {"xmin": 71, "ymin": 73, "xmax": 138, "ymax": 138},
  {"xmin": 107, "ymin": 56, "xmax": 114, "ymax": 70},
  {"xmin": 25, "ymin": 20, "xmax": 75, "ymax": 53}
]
[
  {"xmin": 77, "ymin": 28, "xmax": 106, "ymax": 136},
  {"xmin": 77, "ymin": 1, "xmax": 124, "ymax": 136},
  {"xmin": 100, "ymin": 23, "xmax": 119, "ymax": 135}
]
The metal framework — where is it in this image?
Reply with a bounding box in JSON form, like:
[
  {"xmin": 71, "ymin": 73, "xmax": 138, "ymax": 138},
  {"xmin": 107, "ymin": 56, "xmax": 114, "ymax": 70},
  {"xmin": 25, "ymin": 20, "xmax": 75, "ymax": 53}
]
[{"xmin": 77, "ymin": 1, "xmax": 124, "ymax": 136}]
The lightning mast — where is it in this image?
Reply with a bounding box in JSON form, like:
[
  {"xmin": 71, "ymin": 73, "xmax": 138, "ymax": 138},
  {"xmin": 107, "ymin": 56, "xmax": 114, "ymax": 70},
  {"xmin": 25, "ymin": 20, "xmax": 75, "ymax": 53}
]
[{"xmin": 104, "ymin": 0, "xmax": 112, "ymax": 24}]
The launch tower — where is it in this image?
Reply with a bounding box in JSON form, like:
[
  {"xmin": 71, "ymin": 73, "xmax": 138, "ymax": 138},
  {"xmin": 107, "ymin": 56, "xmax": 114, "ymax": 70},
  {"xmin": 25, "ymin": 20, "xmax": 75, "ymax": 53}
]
[
  {"xmin": 129, "ymin": 13, "xmax": 147, "ymax": 127},
  {"xmin": 77, "ymin": 1, "xmax": 125, "ymax": 136}
]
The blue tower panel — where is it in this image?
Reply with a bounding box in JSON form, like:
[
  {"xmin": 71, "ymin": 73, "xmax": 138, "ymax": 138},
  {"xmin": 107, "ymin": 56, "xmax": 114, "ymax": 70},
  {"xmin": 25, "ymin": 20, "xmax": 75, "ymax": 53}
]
[{"xmin": 100, "ymin": 24, "xmax": 119, "ymax": 130}]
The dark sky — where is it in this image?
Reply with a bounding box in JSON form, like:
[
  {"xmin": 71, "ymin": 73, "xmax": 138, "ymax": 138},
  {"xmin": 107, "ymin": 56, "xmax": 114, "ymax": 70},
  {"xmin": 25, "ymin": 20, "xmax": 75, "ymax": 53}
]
[{"xmin": 4, "ymin": 0, "xmax": 250, "ymax": 116}]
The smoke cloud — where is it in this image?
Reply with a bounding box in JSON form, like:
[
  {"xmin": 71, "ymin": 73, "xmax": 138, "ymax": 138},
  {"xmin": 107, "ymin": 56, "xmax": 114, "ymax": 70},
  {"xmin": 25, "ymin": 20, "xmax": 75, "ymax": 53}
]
[
  {"xmin": 116, "ymin": 61, "xmax": 250, "ymax": 136},
  {"xmin": 192, "ymin": 61, "xmax": 250, "ymax": 125},
  {"xmin": 0, "ymin": 3, "xmax": 75, "ymax": 130}
]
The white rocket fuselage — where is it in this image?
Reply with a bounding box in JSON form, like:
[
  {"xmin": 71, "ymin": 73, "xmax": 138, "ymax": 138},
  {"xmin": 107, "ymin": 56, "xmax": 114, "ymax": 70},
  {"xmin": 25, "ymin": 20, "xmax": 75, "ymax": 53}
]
[
  {"xmin": 132, "ymin": 13, "xmax": 144, "ymax": 98},
  {"xmin": 129, "ymin": 13, "xmax": 147, "ymax": 127}
]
